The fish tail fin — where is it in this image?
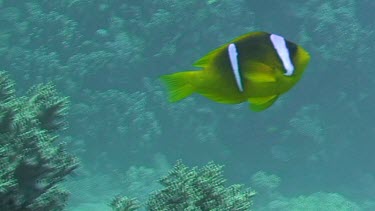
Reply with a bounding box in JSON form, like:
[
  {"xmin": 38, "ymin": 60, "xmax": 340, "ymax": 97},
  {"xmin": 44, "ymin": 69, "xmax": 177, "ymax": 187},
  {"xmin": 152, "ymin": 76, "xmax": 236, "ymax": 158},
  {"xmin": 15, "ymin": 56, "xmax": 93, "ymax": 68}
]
[{"xmin": 160, "ymin": 71, "xmax": 198, "ymax": 102}]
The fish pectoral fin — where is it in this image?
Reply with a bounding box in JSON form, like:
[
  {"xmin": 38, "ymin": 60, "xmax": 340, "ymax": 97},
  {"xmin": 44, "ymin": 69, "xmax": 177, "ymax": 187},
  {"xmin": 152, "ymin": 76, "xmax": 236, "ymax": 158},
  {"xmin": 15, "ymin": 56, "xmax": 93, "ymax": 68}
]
[
  {"xmin": 244, "ymin": 62, "xmax": 276, "ymax": 83},
  {"xmin": 248, "ymin": 95, "xmax": 279, "ymax": 111},
  {"xmin": 247, "ymin": 71, "xmax": 276, "ymax": 83}
]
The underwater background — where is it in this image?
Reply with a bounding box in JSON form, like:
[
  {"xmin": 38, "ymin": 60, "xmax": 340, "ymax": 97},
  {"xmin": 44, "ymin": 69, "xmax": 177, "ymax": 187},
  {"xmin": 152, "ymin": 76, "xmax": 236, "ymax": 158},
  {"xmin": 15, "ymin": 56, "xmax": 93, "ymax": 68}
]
[{"xmin": 0, "ymin": 0, "xmax": 374, "ymax": 210}]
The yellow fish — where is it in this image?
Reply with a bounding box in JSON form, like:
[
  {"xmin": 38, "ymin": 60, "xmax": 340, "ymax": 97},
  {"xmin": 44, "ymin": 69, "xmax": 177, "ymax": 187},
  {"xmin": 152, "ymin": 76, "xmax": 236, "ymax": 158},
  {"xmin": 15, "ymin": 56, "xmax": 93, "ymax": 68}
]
[{"xmin": 160, "ymin": 31, "xmax": 310, "ymax": 111}]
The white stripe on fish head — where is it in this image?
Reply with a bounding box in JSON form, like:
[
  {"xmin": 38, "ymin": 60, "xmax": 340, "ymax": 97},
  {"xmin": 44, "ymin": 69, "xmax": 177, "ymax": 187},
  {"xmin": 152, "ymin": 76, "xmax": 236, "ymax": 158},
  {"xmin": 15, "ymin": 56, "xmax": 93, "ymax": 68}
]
[
  {"xmin": 270, "ymin": 34, "xmax": 294, "ymax": 76},
  {"xmin": 228, "ymin": 43, "xmax": 244, "ymax": 92}
]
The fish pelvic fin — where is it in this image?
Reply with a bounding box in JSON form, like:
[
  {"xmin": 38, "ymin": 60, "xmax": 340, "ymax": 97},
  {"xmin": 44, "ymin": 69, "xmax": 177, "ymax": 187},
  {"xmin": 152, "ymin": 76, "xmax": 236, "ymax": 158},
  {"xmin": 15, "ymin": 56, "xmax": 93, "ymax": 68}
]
[
  {"xmin": 160, "ymin": 71, "xmax": 198, "ymax": 102},
  {"xmin": 248, "ymin": 95, "xmax": 279, "ymax": 111}
]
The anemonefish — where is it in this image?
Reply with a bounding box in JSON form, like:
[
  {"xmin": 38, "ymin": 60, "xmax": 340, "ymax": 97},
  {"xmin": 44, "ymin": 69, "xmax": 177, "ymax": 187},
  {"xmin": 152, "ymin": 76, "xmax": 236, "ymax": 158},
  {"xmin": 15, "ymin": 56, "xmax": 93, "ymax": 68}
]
[{"xmin": 160, "ymin": 31, "xmax": 310, "ymax": 111}]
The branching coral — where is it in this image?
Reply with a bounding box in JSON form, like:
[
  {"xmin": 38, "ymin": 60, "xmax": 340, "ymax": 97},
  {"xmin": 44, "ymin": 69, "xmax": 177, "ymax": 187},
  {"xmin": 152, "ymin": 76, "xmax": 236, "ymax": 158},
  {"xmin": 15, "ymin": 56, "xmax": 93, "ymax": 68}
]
[
  {"xmin": 288, "ymin": 105, "xmax": 325, "ymax": 143},
  {"xmin": 27, "ymin": 83, "xmax": 69, "ymax": 131},
  {"xmin": 146, "ymin": 161, "xmax": 255, "ymax": 210},
  {"xmin": 251, "ymin": 171, "xmax": 281, "ymax": 209},
  {"xmin": 0, "ymin": 72, "xmax": 78, "ymax": 210},
  {"xmin": 266, "ymin": 192, "xmax": 360, "ymax": 211},
  {"xmin": 109, "ymin": 160, "xmax": 255, "ymax": 210},
  {"xmin": 110, "ymin": 196, "xmax": 141, "ymax": 211},
  {"xmin": 0, "ymin": 72, "xmax": 14, "ymax": 103},
  {"xmin": 294, "ymin": 0, "xmax": 365, "ymax": 61},
  {"xmin": 251, "ymin": 171, "xmax": 281, "ymax": 192}
]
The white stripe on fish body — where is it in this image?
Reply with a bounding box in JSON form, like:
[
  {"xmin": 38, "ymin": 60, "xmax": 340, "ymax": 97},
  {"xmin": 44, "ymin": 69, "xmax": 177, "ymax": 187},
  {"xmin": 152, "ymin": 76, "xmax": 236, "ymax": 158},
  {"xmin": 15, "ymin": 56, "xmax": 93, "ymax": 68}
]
[
  {"xmin": 228, "ymin": 43, "xmax": 244, "ymax": 92},
  {"xmin": 270, "ymin": 34, "xmax": 294, "ymax": 76}
]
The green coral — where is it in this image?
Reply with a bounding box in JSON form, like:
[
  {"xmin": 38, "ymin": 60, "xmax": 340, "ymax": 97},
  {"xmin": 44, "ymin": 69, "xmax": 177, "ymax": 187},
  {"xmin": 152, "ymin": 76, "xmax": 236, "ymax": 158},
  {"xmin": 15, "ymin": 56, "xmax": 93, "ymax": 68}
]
[{"xmin": 0, "ymin": 72, "xmax": 78, "ymax": 210}]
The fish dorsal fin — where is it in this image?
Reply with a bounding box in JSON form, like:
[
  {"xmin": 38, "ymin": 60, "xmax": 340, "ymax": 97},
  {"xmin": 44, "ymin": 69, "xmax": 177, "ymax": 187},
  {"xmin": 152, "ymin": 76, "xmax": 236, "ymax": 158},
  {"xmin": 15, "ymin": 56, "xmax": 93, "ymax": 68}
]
[
  {"xmin": 248, "ymin": 95, "xmax": 279, "ymax": 111},
  {"xmin": 193, "ymin": 46, "xmax": 226, "ymax": 67},
  {"xmin": 244, "ymin": 62, "xmax": 276, "ymax": 83},
  {"xmin": 193, "ymin": 52, "xmax": 213, "ymax": 67},
  {"xmin": 193, "ymin": 32, "xmax": 268, "ymax": 68}
]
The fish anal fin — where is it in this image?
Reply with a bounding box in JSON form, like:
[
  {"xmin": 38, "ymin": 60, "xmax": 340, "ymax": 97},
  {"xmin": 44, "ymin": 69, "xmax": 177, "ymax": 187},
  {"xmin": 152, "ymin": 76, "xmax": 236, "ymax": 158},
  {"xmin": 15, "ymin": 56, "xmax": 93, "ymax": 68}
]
[
  {"xmin": 248, "ymin": 95, "xmax": 279, "ymax": 111},
  {"xmin": 202, "ymin": 95, "xmax": 240, "ymax": 104}
]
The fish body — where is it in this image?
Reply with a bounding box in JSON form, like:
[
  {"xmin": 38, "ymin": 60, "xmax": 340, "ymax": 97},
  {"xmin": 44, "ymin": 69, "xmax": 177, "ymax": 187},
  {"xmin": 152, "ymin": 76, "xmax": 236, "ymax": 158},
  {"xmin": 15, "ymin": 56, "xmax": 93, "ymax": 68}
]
[{"xmin": 160, "ymin": 32, "xmax": 310, "ymax": 111}]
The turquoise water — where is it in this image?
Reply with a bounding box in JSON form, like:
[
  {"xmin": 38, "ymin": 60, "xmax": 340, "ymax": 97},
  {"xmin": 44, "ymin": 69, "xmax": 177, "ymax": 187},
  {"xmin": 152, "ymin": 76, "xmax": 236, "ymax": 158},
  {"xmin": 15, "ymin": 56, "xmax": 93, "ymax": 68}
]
[{"xmin": 0, "ymin": 0, "xmax": 374, "ymax": 210}]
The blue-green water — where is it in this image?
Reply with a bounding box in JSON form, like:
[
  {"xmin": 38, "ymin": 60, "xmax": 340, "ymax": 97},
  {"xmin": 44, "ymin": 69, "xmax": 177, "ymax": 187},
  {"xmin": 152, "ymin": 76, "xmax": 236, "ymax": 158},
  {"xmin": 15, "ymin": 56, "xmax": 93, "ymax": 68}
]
[{"xmin": 0, "ymin": 0, "xmax": 374, "ymax": 210}]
